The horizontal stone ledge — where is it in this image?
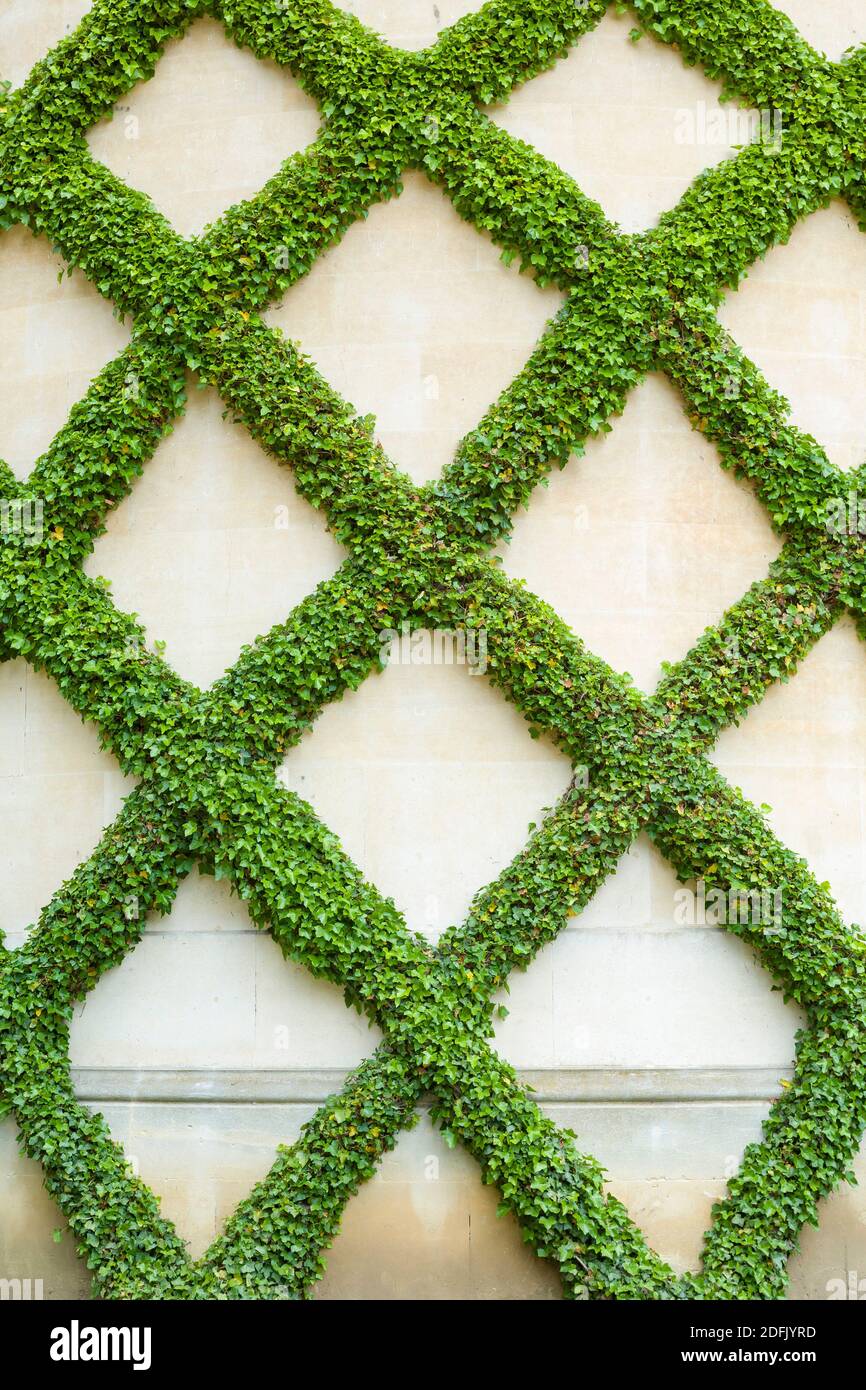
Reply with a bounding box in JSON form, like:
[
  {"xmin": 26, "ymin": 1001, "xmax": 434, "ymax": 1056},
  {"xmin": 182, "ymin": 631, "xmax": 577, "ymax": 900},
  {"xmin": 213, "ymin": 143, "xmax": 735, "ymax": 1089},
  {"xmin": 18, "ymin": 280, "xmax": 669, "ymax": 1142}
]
[
  {"xmin": 527, "ymin": 1067, "xmax": 792, "ymax": 1102},
  {"xmin": 71, "ymin": 1065, "xmax": 794, "ymax": 1105}
]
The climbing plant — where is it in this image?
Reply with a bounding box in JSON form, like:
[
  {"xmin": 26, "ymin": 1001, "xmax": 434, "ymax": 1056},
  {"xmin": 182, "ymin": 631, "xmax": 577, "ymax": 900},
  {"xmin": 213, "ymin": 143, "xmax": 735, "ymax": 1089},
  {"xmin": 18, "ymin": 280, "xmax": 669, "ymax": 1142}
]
[{"xmin": 1, "ymin": 0, "xmax": 866, "ymax": 1300}]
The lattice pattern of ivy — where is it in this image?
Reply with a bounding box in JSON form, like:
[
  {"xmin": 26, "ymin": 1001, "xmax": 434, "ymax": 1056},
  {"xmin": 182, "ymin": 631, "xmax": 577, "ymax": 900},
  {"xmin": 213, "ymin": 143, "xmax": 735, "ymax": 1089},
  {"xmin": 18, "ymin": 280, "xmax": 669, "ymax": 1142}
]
[{"xmin": 1, "ymin": 0, "xmax": 866, "ymax": 1300}]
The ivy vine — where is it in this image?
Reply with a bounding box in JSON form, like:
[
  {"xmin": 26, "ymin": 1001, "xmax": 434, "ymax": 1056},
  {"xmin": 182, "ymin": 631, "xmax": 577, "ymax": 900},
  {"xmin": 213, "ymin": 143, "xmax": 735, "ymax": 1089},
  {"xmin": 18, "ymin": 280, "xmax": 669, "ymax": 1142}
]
[{"xmin": 0, "ymin": 0, "xmax": 865, "ymax": 1300}]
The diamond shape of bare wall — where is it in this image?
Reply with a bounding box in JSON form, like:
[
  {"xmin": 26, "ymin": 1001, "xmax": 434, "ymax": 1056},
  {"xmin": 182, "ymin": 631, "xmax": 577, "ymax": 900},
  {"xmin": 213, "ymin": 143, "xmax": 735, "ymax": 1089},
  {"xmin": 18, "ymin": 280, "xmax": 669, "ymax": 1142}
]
[
  {"xmin": 277, "ymin": 646, "xmax": 571, "ymax": 940},
  {"xmin": 0, "ymin": 661, "xmax": 134, "ymax": 945},
  {"xmin": 266, "ymin": 173, "xmax": 563, "ymax": 485},
  {"xmin": 486, "ymin": 7, "xmax": 760, "ymax": 233},
  {"xmin": 770, "ymin": 1, "xmax": 866, "ymax": 60},
  {"xmin": 0, "ymin": 0, "xmax": 92, "ymax": 90},
  {"xmin": 498, "ymin": 375, "xmax": 782, "ymax": 693},
  {"xmin": 85, "ymin": 16, "xmax": 321, "ymax": 238},
  {"xmin": 83, "ymin": 383, "xmax": 346, "ymax": 688},
  {"xmin": 718, "ymin": 201, "xmax": 866, "ymax": 473},
  {"xmin": 337, "ymin": 0, "xmax": 482, "ymax": 51},
  {"xmin": 711, "ymin": 616, "xmax": 866, "ymax": 930},
  {"xmin": 0, "ymin": 226, "xmax": 129, "ymax": 478}
]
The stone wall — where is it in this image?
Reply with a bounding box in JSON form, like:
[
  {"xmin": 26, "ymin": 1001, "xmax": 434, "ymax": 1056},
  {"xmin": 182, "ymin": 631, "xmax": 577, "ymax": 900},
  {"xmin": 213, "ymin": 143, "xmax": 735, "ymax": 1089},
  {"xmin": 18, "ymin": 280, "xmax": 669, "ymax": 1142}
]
[{"xmin": 2, "ymin": 1, "xmax": 866, "ymax": 1300}]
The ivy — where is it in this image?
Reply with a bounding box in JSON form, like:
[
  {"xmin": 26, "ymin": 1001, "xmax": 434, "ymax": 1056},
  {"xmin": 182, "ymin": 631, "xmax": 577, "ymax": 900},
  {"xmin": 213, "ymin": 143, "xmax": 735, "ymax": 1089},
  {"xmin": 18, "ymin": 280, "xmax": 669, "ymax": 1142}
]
[{"xmin": 0, "ymin": 0, "xmax": 865, "ymax": 1301}]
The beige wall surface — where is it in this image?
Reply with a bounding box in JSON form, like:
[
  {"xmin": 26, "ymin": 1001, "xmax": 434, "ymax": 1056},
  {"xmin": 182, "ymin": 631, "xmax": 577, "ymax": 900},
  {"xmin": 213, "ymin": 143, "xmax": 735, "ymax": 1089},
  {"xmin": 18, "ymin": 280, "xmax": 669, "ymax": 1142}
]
[{"xmin": 2, "ymin": 1, "xmax": 866, "ymax": 1301}]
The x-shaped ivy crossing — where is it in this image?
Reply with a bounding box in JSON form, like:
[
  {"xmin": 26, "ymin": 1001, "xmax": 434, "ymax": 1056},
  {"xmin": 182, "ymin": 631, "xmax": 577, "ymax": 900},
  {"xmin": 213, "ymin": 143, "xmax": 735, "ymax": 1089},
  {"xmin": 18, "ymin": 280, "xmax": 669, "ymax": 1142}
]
[{"xmin": 1, "ymin": 0, "xmax": 866, "ymax": 1299}]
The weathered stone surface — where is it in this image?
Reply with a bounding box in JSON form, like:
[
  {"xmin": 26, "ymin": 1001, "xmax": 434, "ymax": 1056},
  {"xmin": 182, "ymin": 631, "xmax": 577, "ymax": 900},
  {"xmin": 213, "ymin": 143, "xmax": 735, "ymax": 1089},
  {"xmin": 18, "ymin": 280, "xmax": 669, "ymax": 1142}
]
[{"xmin": 3, "ymin": 0, "xmax": 865, "ymax": 1300}]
